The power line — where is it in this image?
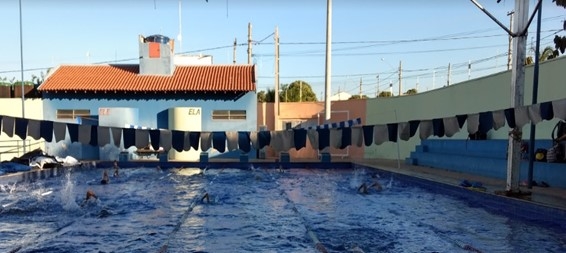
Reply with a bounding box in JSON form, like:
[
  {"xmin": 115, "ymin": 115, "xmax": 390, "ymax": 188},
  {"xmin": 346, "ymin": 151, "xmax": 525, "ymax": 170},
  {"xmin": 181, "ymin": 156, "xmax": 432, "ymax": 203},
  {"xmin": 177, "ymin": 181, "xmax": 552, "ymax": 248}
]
[
  {"xmin": 3, "ymin": 14, "xmax": 563, "ymax": 77},
  {"xmin": 257, "ymin": 52, "xmax": 509, "ymax": 80}
]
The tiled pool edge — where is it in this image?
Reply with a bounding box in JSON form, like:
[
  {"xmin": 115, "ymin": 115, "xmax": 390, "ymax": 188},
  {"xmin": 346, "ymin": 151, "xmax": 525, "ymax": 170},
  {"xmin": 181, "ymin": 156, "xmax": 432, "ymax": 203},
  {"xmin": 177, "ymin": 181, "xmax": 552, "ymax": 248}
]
[{"xmin": 0, "ymin": 166, "xmax": 66, "ymax": 185}]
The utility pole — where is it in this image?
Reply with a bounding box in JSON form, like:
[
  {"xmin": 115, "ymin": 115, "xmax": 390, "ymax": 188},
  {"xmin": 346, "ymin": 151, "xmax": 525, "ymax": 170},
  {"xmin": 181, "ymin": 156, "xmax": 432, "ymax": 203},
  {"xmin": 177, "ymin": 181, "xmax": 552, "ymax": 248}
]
[
  {"xmin": 398, "ymin": 61, "xmax": 402, "ymax": 96},
  {"xmin": 359, "ymin": 77, "xmax": 362, "ymax": 97},
  {"xmin": 299, "ymin": 80, "xmax": 303, "ymax": 102},
  {"xmin": 324, "ymin": 0, "xmax": 332, "ymax": 121},
  {"xmin": 233, "ymin": 38, "xmax": 237, "ymax": 64},
  {"xmin": 19, "ymin": 0, "xmax": 26, "ymax": 153},
  {"xmin": 247, "ymin": 22, "xmax": 252, "ymax": 64},
  {"xmin": 447, "ymin": 63, "xmax": 451, "ymax": 86},
  {"xmin": 376, "ymin": 75, "xmax": 380, "ymax": 97},
  {"xmin": 507, "ymin": 11, "xmax": 515, "ymax": 70},
  {"xmin": 468, "ymin": 60, "xmax": 471, "ymax": 80},
  {"xmin": 506, "ymin": 0, "xmax": 529, "ymax": 193},
  {"xmin": 527, "ymin": 0, "xmax": 543, "ymax": 189},
  {"xmin": 274, "ymin": 26, "xmax": 280, "ymax": 130}
]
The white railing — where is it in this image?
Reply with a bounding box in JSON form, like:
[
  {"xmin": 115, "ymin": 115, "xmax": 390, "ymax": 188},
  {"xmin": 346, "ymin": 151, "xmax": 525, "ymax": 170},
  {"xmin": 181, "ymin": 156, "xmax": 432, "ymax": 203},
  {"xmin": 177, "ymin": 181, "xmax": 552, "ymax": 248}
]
[{"xmin": 0, "ymin": 140, "xmax": 43, "ymax": 162}]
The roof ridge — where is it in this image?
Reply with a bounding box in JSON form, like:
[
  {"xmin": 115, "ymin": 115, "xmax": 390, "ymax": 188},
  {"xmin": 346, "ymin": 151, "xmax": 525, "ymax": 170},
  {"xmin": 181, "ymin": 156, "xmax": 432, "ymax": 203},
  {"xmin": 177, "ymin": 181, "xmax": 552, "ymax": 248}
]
[{"xmin": 39, "ymin": 64, "xmax": 256, "ymax": 92}]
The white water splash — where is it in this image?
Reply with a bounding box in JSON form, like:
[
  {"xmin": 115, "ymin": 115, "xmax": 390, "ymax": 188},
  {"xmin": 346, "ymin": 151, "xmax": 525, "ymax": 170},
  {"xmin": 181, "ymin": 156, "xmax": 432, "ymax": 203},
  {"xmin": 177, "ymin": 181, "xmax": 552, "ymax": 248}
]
[
  {"xmin": 386, "ymin": 176, "xmax": 394, "ymax": 189},
  {"xmin": 350, "ymin": 168, "xmax": 366, "ymax": 189},
  {"xmin": 60, "ymin": 171, "xmax": 79, "ymax": 211}
]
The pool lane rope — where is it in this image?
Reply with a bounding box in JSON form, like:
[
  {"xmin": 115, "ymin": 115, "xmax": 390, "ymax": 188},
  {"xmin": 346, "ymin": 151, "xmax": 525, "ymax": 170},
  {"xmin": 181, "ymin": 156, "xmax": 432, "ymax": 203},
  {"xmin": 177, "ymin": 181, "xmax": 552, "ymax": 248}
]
[
  {"xmin": 158, "ymin": 167, "xmax": 223, "ymax": 253},
  {"xmin": 425, "ymin": 223, "xmax": 484, "ymax": 253},
  {"xmin": 267, "ymin": 169, "xmax": 329, "ymax": 253}
]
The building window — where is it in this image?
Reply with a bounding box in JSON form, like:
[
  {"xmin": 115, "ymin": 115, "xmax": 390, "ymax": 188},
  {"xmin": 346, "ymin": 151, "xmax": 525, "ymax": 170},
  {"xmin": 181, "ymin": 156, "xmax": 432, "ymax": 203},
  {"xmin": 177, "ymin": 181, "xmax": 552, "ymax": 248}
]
[
  {"xmin": 56, "ymin": 109, "xmax": 90, "ymax": 119},
  {"xmin": 212, "ymin": 110, "xmax": 246, "ymax": 120}
]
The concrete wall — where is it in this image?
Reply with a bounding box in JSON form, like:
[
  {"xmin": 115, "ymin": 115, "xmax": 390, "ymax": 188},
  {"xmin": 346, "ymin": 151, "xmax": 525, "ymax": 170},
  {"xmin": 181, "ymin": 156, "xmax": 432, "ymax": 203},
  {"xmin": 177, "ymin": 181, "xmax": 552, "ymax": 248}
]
[
  {"xmin": 42, "ymin": 92, "xmax": 257, "ymax": 161},
  {"xmin": 0, "ymin": 98, "xmax": 45, "ymax": 161},
  {"xmin": 365, "ymin": 56, "xmax": 566, "ymax": 160},
  {"xmin": 258, "ymin": 99, "xmax": 367, "ymax": 159}
]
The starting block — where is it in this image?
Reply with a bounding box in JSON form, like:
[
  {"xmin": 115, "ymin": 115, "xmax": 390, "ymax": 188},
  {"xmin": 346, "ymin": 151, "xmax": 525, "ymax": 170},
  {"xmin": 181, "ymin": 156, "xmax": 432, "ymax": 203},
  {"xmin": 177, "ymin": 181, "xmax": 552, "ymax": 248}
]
[
  {"xmin": 320, "ymin": 152, "xmax": 331, "ymax": 163},
  {"xmin": 240, "ymin": 153, "xmax": 249, "ymax": 162},
  {"xmin": 280, "ymin": 152, "xmax": 290, "ymax": 163},
  {"xmin": 200, "ymin": 152, "xmax": 209, "ymax": 163}
]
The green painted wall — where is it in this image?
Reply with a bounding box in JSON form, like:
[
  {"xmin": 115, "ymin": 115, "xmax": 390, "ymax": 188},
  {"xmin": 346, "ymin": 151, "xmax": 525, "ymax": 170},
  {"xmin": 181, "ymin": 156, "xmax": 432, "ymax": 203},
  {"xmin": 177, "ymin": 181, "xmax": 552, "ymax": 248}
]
[{"xmin": 365, "ymin": 56, "xmax": 566, "ymax": 160}]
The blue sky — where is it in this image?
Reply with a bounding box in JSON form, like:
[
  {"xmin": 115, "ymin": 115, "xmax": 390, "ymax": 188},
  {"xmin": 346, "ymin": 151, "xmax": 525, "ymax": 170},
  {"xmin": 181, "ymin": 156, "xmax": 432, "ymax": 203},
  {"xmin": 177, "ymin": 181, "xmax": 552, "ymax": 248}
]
[{"xmin": 0, "ymin": 0, "xmax": 564, "ymax": 99}]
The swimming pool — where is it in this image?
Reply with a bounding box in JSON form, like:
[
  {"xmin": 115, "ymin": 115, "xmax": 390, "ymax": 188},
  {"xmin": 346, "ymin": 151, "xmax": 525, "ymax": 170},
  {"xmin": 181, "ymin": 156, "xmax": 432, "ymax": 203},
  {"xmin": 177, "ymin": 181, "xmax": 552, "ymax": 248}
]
[{"xmin": 0, "ymin": 164, "xmax": 564, "ymax": 252}]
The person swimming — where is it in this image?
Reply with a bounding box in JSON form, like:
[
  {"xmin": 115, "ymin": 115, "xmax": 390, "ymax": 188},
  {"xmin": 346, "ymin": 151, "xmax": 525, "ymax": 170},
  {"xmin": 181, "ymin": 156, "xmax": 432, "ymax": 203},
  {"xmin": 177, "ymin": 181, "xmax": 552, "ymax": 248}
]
[
  {"xmin": 85, "ymin": 189, "xmax": 98, "ymax": 201},
  {"xmin": 101, "ymin": 169, "xmax": 110, "ymax": 185},
  {"xmin": 201, "ymin": 192, "xmax": 210, "ymax": 203},
  {"xmin": 81, "ymin": 189, "xmax": 98, "ymax": 207},
  {"xmin": 113, "ymin": 160, "xmax": 120, "ymax": 177},
  {"xmin": 358, "ymin": 181, "xmax": 383, "ymax": 194}
]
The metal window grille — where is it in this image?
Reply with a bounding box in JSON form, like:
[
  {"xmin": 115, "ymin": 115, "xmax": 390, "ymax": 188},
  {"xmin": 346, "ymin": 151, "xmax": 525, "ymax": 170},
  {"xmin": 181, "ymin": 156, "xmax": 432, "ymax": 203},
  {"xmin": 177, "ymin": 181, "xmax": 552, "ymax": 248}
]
[{"xmin": 212, "ymin": 110, "xmax": 246, "ymax": 120}]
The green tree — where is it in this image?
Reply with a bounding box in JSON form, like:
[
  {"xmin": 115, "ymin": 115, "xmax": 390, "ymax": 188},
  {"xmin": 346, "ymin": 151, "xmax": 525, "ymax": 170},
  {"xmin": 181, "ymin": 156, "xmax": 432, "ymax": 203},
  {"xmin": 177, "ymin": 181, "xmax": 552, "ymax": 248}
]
[
  {"xmin": 378, "ymin": 91, "xmax": 392, "ymax": 97},
  {"xmin": 257, "ymin": 81, "xmax": 318, "ymax": 102},
  {"xmin": 348, "ymin": 94, "xmax": 368, "ymax": 100},
  {"xmin": 257, "ymin": 90, "xmax": 267, "ymax": 102},
  {"xmin": 404, "ymin": 88, "xmax": 418, "ymax": 95},
  {"xmin": 256, "ymin": 89, "xmax": 278, "ymax": 102},
  {"xmin": 551, "ymin": 1, "xmax": 565, "ymax": 56},
  {"xmin": 281, "ymin": 80, "xmax": 317, "ymax": 102}
]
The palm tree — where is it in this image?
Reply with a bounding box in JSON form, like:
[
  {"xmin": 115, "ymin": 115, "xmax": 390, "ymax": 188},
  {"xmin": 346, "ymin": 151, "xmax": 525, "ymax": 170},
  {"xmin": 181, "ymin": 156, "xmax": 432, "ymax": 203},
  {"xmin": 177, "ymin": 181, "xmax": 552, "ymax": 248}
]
[{"xmin": 525, "ymin": 46, "xmax": 559, "ymax": 65}]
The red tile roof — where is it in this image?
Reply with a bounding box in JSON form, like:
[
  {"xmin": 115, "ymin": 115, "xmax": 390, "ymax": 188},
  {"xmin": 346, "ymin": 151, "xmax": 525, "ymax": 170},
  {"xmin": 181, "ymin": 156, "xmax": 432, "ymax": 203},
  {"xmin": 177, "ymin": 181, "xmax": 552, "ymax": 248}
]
[{"xmin": 38, "ymin": 64, "xmax": 256, "ymax": 93}]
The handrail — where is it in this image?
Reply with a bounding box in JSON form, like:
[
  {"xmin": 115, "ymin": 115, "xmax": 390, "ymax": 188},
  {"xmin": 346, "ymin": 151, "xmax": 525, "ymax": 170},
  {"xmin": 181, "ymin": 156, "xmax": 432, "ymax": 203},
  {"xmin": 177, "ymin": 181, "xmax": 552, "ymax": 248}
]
[{"xmin": 0, "ymin": 140, "xmax": 45, "ymax": 161}]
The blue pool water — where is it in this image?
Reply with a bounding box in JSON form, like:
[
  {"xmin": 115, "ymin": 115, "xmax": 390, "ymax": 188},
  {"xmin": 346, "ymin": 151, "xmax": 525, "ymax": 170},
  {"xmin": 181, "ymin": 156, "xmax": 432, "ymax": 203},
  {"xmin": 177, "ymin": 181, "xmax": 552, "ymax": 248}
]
[{"xmin": 0, "ymin": 165, "xmax": 565, "ymax": 253}]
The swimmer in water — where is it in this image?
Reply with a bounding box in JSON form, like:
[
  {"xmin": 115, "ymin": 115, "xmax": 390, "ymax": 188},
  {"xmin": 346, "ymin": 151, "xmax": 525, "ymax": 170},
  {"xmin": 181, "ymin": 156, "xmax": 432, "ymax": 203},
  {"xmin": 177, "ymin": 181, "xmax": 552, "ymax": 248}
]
[
  {"xmin": 113, "ymin": 160, "xmax": 120, "ymax": 177},
  {"xmin": 81, "ymin": 189, "xmax": 98, "ymax": 207},
  {"xmin": 85, "ymin": 189, "xmax": 98, "ymax": 200},
  {"xmin": 201, "ymin": 192, "xmax": 210, "ymax": 203},
  {"xmin": 358, "ymin": 181, "xmax": 383, "ymax": 194},
  {"xmin": 101, "ymin": 169, "xmax": 110, "ymax": 185}
]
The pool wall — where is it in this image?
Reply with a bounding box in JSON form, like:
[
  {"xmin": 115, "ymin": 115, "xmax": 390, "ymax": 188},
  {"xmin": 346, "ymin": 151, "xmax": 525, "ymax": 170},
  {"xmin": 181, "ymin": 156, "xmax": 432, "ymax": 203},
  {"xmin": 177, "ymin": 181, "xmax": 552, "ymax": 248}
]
[
  {"xmin": 365, "ymin": 56, "xmax": 566, "ymax": 161},
  {"xmin": 408, "ymin": 139, "xmax": 566, "ymax": 188}
]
